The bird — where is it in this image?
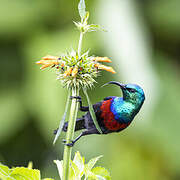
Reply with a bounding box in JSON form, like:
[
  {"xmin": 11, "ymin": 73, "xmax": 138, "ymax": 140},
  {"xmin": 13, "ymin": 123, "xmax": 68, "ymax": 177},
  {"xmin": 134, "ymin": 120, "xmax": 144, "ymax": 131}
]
[{"xmin": 61, "ymin": 81, "xmax": 145, "ymax": 146}]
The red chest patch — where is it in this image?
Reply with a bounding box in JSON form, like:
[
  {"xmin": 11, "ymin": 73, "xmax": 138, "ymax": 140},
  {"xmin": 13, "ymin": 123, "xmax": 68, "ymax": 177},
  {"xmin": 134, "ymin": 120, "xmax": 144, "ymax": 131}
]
[{"xmin": 100, "ymin": 99, "xmax": 130, "ymax": 131}]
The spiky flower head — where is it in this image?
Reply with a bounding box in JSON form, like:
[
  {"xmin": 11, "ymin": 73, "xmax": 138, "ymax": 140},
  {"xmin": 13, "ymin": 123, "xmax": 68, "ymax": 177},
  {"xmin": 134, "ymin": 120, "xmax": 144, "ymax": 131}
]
[{"xmin": 36, "ymin": 50, "xmax": 115, "ymax": 89}]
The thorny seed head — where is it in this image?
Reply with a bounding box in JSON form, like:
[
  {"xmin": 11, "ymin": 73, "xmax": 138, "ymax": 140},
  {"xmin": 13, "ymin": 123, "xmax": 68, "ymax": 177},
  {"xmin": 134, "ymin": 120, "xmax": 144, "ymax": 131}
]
[{"xmin": 36, "ymin": 50, "xmax": 116, "ymax": 89}]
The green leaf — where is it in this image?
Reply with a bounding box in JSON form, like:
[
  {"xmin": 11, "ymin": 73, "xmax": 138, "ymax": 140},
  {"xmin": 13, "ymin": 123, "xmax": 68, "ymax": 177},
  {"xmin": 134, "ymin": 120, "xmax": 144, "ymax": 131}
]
[
  {"xmin": 54, "ymin": 160, "xmax": 63, "ymax": 180},
  {"xmin": 27, "ymin": 161, "xmax": 33, "ymax": 169},
  {"xmin": 83, "ymin": 88, "xmax": 102, "ymax": 133},
  {"xmin": 54, "ymin": 152, "xmax": 110, "ymax": 180},
  {"xmin": 0, "ymin": 163, "xmax": 41, "ymax": 180},
  {"xmin": 95, "ymin": 176, "xmax": 106, "ymax": 180},
  {"xmin": 87, "ymin": 24, "xmax": 107, "ymax": 33},
  {"xmin": 84, "ymin": 11, "xmax": 89, "ymax": 23},
  {"xmin": 91, "ymin": 167, "xmax": 111, "ymax": 180},
  {"xmin": 73, "ymin": 21, "xmax": 81, "ymax": 28},
  {"xmin": 53, "ymin": 89, "xmax": 71, "ymax": 145},
  {"xmin": 70, "ymin": 161, "xmax": 80, "ymax": 179},
  {"xmin": 54, "ymin": 159, "xmax": 82, "ymax": 180},
  {"xmin": 11, "ymin": 167, "xmax": 40, "ymax": 180},
  {"xmin": 86, "ymin": 155, "xmax": 103, "ymax": 170},
  {"xmin": 85, "ymin": 170, "xmax": 98, "ymax": 180},
  {"xmin": 0, "ymin": 163, "xmax": 54, "ymax": 180},
  {"xmin": 73, "ymin": 151, "xmax": 84, "ymax": 174},
  {"xmin": 69, "ymin": 166, "xmax": 75, "ymax": 180},
  {"xmin": 0, "ymin": 163, "xmax": 12, "ymax": 179},
  {"xmin": 78, "ymin": 0, "xmax": 86, "ymax": 18}
]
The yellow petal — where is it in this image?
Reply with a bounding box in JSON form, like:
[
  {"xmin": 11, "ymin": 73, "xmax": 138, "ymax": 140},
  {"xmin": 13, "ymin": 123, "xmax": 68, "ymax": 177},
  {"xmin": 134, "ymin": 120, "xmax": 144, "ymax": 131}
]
[
  {"xmin": 36, "ymin": 60, "xmax": 60, "ymax": 68},
  {"xmin": 93, "ymin": 57, "xmax": 112, "ymax": 63},
  {"xmin": 72, "ymin": 66, "xmax": 78, "ymax": 77},
  {"xmin": 64, "ymin": 67, "xmax": 73, "ymax": 77},
  {"xmin": 95, "ymin": 64, "xmax": 116, "ymax": 74},
  {"xmin": 42, "ymin": 55, "xmax": 59, "ymax": 60},
  {"xmin": 40, "ymin": 64, "xmax": 52, "ymax": 69},
  {"xmin": 36, "ymin": 60, "xmax": 45, "ymax": 65}
]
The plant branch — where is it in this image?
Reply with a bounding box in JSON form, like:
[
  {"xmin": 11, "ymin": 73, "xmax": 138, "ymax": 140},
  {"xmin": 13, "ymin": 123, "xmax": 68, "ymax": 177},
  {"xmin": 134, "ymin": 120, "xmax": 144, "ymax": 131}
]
[
  {"xmin": 62, "ymin": 19, "xmax": 85, "ymax": 179},
  {"xmin": 78, "ymin": 32, "xmax": 83, "ymax": 57},
  {"xmin": 62, "ymin": 87, "xmax": 79, "ymax": 180}
]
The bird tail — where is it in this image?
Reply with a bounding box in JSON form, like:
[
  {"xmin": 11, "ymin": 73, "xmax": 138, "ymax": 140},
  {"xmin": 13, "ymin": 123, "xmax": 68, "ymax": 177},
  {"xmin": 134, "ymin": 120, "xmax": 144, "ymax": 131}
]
[{"xmin": 63, "ymin": 117, "xmax": 85, "ymax": 132}]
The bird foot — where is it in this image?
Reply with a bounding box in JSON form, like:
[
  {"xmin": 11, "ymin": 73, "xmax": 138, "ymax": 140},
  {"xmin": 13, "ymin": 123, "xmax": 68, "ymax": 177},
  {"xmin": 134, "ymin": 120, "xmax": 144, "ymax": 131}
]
[
  {"xmin": 70, "ymin": 96, "xmax": 81, "ymax": 101},
  {"xmin": 62, "ymin": 139, "xmax": 75, "ymax": 147},
  {"xmin": 53, "ymin": 128, "xmax": 59, "ymax": 135}
]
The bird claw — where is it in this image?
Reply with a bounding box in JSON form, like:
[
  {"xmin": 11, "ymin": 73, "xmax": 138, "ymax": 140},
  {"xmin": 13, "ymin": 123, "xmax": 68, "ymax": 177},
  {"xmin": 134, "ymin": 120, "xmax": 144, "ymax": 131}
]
[
  {"xmin": 65, "ymin": 142, "xmax": 74, "ymax": 147},
  {"xmin": 62, "ymin": 139, "xmax": 75, "ymax": 147},
  {"xmin": 54, "ymin": 128, "xmax": 59, "ymax": 135},
  {"xmin": 70, "ymin": 96, "xmax": 81, "ymax": 101},
  {"xmin": 62, "ymin": 139, "xmax": 66, "ymax": 143}
]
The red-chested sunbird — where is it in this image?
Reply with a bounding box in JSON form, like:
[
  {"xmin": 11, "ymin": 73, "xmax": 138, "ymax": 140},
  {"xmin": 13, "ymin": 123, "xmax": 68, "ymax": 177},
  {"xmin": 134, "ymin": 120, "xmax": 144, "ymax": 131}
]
[{"xmin": 55, "ymin": 81, "xmax": 145, "ymax": 146}]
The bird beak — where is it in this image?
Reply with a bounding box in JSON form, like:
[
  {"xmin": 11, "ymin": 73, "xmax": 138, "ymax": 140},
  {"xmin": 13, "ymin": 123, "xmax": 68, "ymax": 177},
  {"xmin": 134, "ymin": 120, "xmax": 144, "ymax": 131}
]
[{"xmin": 102, "ymin": 81, "xmax": 126, "ymax": 89}]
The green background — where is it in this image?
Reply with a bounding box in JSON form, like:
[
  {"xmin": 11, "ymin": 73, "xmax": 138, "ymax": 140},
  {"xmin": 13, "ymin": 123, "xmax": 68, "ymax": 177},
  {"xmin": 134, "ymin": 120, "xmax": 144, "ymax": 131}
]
[{"xmin": 0, "ymin": 0, "xmax": 180, "ymax": 179}]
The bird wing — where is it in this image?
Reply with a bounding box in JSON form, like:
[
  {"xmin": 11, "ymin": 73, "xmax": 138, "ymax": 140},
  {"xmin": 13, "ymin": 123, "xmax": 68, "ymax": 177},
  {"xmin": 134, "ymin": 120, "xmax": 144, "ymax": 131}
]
[
  {"xmin": 83, "ymin": 101, "xmax": 104, "ymax": 131},
  {"xmin": 83, "ymin": 98, "xmax": 115, "ymax": 132},
  {"xmin": 84, "ymin": 97, "xmax": 125, "ymax": 133}
]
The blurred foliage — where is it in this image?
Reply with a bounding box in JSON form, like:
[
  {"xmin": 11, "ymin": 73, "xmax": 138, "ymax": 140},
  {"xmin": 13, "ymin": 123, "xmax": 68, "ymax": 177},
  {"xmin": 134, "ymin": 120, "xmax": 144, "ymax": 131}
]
[
  {"xmin": 55, "ymin": 151, "xmax": 111, "ymax": 180},
  {"xmin": 0, "ymin": 0, "xmax": 180, "ymax": 180},
  {"xmin": 0, "ymin": 162, "xmax": 54, "ymax": 180}
]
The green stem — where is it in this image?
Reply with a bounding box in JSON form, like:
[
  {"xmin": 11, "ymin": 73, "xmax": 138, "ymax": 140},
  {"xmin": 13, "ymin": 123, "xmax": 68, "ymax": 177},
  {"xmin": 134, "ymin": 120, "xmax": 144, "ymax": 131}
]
[
  {"xmin": 78, "ymin": 32, "xmax": 83, "ymax": 57},
  {"xmin": 62, "ymin": 87, "xmax": 79, "ymax": 180},
  {"xmin": 62, "ymin": 26, "xmax": 84, "ymax": 180},
  {"xmin": 83, "ymin": 88, "xmax": 102, "ymax": 134}
]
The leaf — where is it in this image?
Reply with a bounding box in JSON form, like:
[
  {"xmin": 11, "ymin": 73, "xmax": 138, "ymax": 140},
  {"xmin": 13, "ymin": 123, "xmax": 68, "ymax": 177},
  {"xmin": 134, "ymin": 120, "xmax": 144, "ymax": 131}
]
[
  {"xmin": 70, "ymin": 160, "xmax": 80, "ymax": 180},
  {"xmin": 54, "ymin": 160, "xmax": 79, "ymax": 180},
  {"xmin": 69, "ymin": 166, "xmax": 75, "ymax": 180},
  {"xmin": 86, "ymin": 155, "xmax": 103, "ymax": 170},
  {"xmin": 54, "ymin": 160, "xmax": 63, "ymax": 180},
  {"xmin": 73, "ymin": 151, "xmax": 84, "ymax": 174},
  {"xmin": 95, "ymin": 176, "xmax": 106, "ymax": 180},
  {"xmin": 54, "ymin": 152, "xmax": 110, "ymax": 180},
  {"xmin": 84, "ymin": 155, "xmax": 103, "ymax": 180},
  {"xmin": 27, "ymin": 161, "xmax": 33, "ymax": 169},
  {"xmin": 11, "ymin": 167, "xmax": 40, "ymax": 180},
  {"xmin": 84, "ymin": 11, "xmax": 89, "ymax": 23},
  {"xmin": 83, "ymin": 88, "xmax": 102, "ymax": 133},
  {"xmin": 78, "ymin": 0, "xmax": 86, "ymax": 19},
  {"xmin": 73, "ymin": 21, "xmax": 81, "ymax": 28},
  {"xmin": 84, "ymin": 170, "xmax": 98, "ymax": 180},
  {"xmin": 91, "ymin": 167, "xmax": 111, "ymax": 180},
  {"xmin": 87, "ymin": 24, "xmax": 107, "ymax": 33},
  {"xmin": 0, "ymin": 163, "xmax": 41, "ymax": 180},
  {"xmin": 0, "ymin": 163, "xmax": 54, "ymax": 180},
  {"xmin": 0, "ymin": 163, "xmax": 12, "ymax": 179},
  {"xmin": 53, "ymin": 90, "xmax": 71, "ymax": 145}
]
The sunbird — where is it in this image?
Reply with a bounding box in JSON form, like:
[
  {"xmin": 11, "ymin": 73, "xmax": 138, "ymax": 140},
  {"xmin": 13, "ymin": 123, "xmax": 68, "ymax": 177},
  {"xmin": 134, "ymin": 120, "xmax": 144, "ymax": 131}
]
[{"xmin": 58, "ymin": 81, "xmax": 145, "ymax": 146}]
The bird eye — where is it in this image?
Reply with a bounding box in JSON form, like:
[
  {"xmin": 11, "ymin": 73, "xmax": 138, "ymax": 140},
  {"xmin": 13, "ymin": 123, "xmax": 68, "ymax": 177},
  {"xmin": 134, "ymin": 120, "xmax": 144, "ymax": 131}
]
[{"xmin": 127, "ymin": 88, "xmax": 136, "ymax": 93}]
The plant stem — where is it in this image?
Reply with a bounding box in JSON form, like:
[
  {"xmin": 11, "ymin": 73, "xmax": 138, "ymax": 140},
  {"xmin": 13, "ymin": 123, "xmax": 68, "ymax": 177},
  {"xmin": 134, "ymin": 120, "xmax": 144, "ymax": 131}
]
[
  {"xmin": 62, "ymin": 28, "xmax": 83, "ymax": 180},
  {"xmin": 62, "ymin": 87, "xmax": 79, "ymax": 180},
  {"xmin": 78, "ymin": 32, "xmax": 83, "ymax": 57}
]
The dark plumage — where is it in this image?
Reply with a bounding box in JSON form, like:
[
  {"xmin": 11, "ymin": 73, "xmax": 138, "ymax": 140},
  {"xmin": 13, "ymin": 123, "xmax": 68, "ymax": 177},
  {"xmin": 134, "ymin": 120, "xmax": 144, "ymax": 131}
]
[{"xmin": 61, "ymin": 81, "xmax": 145, "ymax": 146}]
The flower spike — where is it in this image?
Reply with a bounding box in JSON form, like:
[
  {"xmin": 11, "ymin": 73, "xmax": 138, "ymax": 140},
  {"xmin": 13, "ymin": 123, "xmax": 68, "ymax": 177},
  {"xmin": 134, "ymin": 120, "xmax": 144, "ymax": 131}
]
[{"xmin": 36, "ymin": 52, "xmax": 116, "ymax": 88}]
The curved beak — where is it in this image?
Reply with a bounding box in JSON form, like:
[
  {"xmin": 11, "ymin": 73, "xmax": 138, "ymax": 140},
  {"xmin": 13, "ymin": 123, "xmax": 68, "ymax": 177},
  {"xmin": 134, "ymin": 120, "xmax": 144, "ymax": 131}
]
[{"xmin": 102, "ymin": 81, "xmax": 126, "ymax": 89}]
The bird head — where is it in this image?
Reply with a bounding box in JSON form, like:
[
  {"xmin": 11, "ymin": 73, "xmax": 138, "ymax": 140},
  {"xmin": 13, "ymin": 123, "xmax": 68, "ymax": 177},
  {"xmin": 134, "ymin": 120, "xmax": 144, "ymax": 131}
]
[{"xmin": 103, "ymin": 81, "xmax": 145, "ymax": 105}]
